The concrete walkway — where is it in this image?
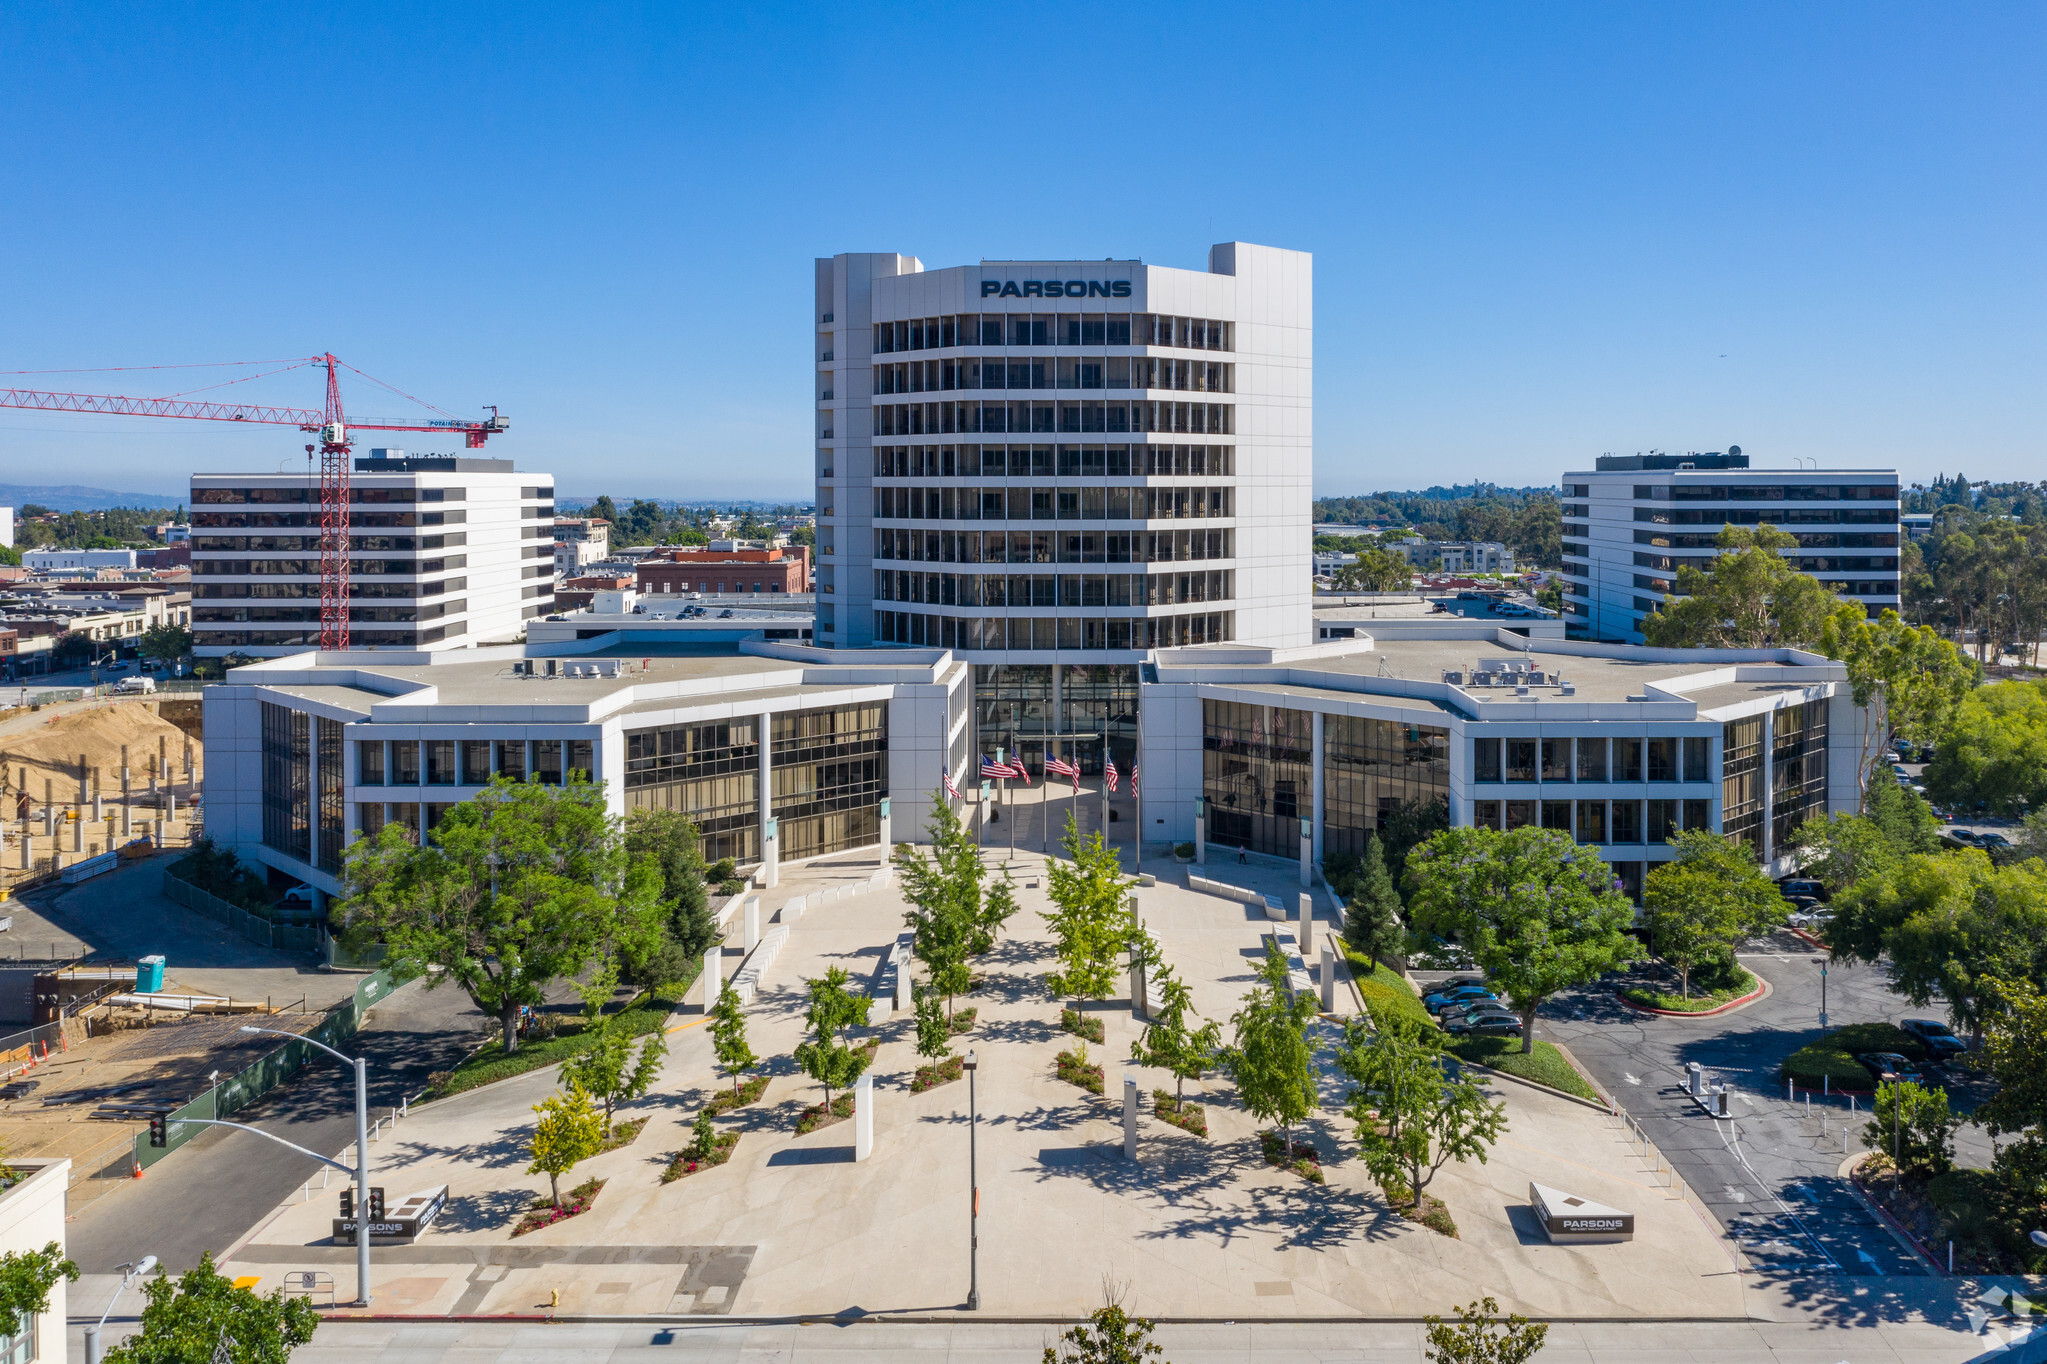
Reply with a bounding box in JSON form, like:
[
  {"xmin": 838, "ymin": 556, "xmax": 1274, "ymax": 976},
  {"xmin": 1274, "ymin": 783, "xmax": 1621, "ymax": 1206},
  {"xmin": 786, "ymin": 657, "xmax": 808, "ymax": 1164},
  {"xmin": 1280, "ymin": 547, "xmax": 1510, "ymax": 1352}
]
[{"xmin": 206, "ymin": 846, "xmax": 1764, "ymax": 1324}]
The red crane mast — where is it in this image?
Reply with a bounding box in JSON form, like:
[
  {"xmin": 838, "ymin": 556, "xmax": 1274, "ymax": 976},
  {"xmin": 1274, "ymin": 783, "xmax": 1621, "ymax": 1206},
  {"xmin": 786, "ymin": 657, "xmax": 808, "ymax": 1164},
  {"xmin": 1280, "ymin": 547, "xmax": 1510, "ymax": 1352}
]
[{"xmin": 0, "ymin": 354, "xmax": 508, "ymax": 651}]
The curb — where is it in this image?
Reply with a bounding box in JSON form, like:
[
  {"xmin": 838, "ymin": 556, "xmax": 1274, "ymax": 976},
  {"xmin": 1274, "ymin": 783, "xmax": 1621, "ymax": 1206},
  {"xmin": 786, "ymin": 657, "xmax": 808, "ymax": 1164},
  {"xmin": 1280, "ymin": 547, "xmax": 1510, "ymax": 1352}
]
[
  {"xmin": 1454, "ymin": 1055, "xmax": 1610, "ymax": 1113},
  {"xmin": 1788, "ymin": 926, "xmax": 1828, "ymax": 950},
  {"xmin": 1842, "ymin": 1151, "xmax": 1947, "ymax": 1274},
  {"xmin": 1615, "ymin": 973, "xmax": 1769, "ymax": 1019}
]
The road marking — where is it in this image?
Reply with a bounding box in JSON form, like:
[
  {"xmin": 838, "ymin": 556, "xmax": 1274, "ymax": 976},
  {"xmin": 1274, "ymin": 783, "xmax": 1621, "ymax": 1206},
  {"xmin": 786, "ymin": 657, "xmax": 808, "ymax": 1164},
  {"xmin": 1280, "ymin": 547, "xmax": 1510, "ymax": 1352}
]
[{"xmin": 1623, "ymin": 1072, "xmax": 1640, "ymax": 1085}]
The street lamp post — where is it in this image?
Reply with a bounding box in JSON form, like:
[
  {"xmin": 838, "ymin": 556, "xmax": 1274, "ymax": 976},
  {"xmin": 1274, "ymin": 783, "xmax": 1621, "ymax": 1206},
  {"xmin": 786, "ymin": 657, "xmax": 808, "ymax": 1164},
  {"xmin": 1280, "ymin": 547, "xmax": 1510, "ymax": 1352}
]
[
  {"xmin": 962, "ymin": 1048, "xmax": 979, "ymax": 1310},
  {"xmin": 241, "ymin": 1025, "xmax": 371, "ymax": 1307},
  {"xmin": 84, "ymin": 1256, "xmax": 156, "ymax": 1364},
  {"xmin": 1813, "ymin": 957, "xmax": 1828, "ymax": 1030}
]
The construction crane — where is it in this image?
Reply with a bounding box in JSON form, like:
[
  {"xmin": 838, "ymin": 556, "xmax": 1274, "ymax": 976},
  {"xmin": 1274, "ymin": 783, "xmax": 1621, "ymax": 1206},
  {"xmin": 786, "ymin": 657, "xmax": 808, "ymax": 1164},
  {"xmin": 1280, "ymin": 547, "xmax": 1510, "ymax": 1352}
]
[{"xmin": 0, "ymin": 353, "xmax": 508, "ymax": 650}]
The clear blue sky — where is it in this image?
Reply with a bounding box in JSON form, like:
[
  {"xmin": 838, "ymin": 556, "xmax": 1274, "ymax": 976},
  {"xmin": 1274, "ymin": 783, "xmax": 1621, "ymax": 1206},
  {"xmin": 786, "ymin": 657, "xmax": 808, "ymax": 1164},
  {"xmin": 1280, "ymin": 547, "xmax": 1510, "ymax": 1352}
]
[{"xmin": 1, "ymin": 3, "xmax": 2039, "ymax": 502}]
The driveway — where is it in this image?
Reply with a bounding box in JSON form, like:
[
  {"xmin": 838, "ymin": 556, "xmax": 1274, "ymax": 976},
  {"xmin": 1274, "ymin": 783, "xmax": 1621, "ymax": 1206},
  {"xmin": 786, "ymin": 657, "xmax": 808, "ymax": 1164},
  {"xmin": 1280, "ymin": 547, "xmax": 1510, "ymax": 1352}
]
[{"xmin": 1542, "ymin": 936, "xmax": 1991, "ymax": 1284}]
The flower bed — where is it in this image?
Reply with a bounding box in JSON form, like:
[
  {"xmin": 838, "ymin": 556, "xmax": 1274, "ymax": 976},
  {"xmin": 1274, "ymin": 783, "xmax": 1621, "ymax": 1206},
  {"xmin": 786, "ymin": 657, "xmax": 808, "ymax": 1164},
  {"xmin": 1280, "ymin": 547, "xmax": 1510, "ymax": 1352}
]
[
  {"xmin": 1780, "ymin": 1022, "xmax": 1924, "ymax": 1090},
  {"xmin": 912, "ymin": 1055, "xmax": 965, "ymax": 1093},
  {"xmin": 949, "ymin": 1007, "xmax": 979, "ymax": 1035},
  {"xmin": 1152, "ymin": 1089, "xmax": 1207, "ymax": 1137},
  {"xmin": 598, "ymin": 1116, "xmax": 647, "ymax": 1153},
  {"xmin": 706, "ymin": 1075, "xmax": 769, "ymax": 1116},
  {"xmin": 1619, "ymin": 965, "xmax": 1758, "ymax": 1013},
  {"xmin": 1055, "ymin": 1046, "xmax": 1105, "ymax": 1095},
  {"xmin": 1396, "ymin": 1190, "xmax": 1458, "ymax": 1238},
  {"xmin": 1060, "ymin": 1008, "xmax": 1106, "ymax": 1043},
  {"xmin": 1260, "ymin": 1129, "xmax": 1325, "ymax": 1184},
  {"xmin": 662, "ymin": 1132, "xmax": 739, "ymax": 1183},
  {"xmin": 512, "ymin": 1176, "xmax": 605, "ymax": 1237},
  {"xmin": 795, "ymin": 1093, "xmax": 855, "ymax": 1135}
]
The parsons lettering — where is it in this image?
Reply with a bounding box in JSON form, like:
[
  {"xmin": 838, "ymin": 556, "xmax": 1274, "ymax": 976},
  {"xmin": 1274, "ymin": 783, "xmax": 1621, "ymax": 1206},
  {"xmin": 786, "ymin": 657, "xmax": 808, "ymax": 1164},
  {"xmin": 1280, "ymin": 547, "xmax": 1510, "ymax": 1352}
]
[{"xmin": 981, "ymin": 280, "xmax": 1132, "ymax": 299}]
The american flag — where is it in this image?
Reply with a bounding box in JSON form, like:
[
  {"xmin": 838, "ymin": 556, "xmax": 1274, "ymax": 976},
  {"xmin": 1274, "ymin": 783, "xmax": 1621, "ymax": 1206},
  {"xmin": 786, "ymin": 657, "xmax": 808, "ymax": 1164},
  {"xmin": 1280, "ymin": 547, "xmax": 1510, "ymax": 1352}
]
[
  {"xmin": 1130, "ymin": 764, "xmax": 1140, "ymax": 796},
  {"xmin": 1105, "ymin": 758, "xmax": 1120, "ymax": 793},
  {"xmin": 982, "ymin": 754, "xmax": 1027, "ymax": 781},
  {"xmin": 943, "ymin": 769, "xmax": 961, "ymax": 800},
  {"xmin": 1046, "ymin": 755, "xmax": 1081, "ymax": 781}
]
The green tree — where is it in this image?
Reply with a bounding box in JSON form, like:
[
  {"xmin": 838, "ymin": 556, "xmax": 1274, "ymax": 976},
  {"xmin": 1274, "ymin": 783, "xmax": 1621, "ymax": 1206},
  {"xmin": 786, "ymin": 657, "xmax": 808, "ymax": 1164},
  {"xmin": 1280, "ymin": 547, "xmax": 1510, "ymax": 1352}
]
[
  {"xmin": 1337, "ymin": 1012, "xmax": 1506, "ymax": 1208},
  {"xmin": 1864, "ymin": 1079, "xmax": 1958, "ymax": 1177},
  {"xmin": 334, "ymin": 775, "xmax": 663, "ymax": 1054},
  {"xmin": 137, "ymin": 622, "xmax": 192, "ymax": 664},
  {"xmin": 709, "ymin": 981, "xmax": 756, "ymax": 1093},
  {"xmin": 1640, "ymin": 524, "xmax": 1844, "ymax": 648},
  {"xmin": 1977, "ymin": 975, "xmax": 2047, "ymax": 1188},
  {"xmin": 1343, "ymin": 833, "xmax": 1406, "ymax": 967},
  {"xmin": 1043, "ymin": 813, "xmax": 1138, "ymax": 1003},
  {"xmin": 0, "ymin": 1242, "xmax": 77, "ymax": 1332},
  {"xmin": 1042, "ymin": 1300, "xmax": 1164, "ymax": 1364},
  {"xmin": 1864, "ymin": 774, "xmax": 1942, "ymax": 856},
  {"xmin": 621, "ymin": 806, "xmax": 718, "ymax": 987},
  {"xmin": 1789, "ymin": 812, "xmax": 1904, "ymax": 895},
  {"xmin": 529, "ymin": 1082, "xmax": 605, "ymax": 1205},
  {"xmin": 558, "ymin": 968, "xmax": 668, "ymax": 1131},
  {"xmin": 894, "ymin": 792, "xmax": 1017, "ymax": 1019},
  {"xmin": 1129, "ymin": 948, "xmax": 1222, "ymax": 1104},
  {"xmin": 1818, "ymin": 607, "xmax": 1975, "ymax": 810},
  {"xmin": 1826, "ymin": 851, "xmax": 2047, "ymax": 1041},
  {"xmin": 1923, "ymin": 679, "xmax": 2047, "ymax": 818},
  {"xmin": 913, "ymin": 990, "xmax": 952, "ymax": 1062},
  {"xmin": 1222, "ymin": 941, "xmax": 1320, "ymax": 1150},
  {"xmin": 1405, "ymin": 826, "xmax": 1637, "ymax": 1052},
  {"xmin": 1641, "ymin": 830, "xmax": 1784, "ymax": 998},
  {"xmin": 54, "ymin": 632, "xmax": 95, "ymax": 667},
  {"xmin": 101, "ymin": 1255, "xmax": 318, "ymax": 1364},
  {"xmin": 792, "ymin": 965, "xmax": 872, "ymax": 1109},
  {"xmin": 1422, "ymin": 1297, "xmax": 1549, "ymax": 1364},
  {"xmin": 1335, "ymin": 547, "xmax": 1414, "ymax": 592}
]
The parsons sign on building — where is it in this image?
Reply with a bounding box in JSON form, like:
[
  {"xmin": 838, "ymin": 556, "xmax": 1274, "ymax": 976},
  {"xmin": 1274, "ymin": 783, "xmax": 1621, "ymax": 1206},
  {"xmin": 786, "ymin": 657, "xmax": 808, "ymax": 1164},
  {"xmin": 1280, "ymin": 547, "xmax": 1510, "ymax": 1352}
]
[{"xmin": 981, "ymin": 279, "xmax": 1133, "ymax": 298}]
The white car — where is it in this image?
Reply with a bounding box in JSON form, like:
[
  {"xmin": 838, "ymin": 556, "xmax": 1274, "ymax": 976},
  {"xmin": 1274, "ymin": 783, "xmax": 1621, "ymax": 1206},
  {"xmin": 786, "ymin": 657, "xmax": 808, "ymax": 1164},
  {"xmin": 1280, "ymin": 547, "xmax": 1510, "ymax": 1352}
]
[{"xmin": 113, "ymin": 676, "xmax": 157, "ymax": 694}]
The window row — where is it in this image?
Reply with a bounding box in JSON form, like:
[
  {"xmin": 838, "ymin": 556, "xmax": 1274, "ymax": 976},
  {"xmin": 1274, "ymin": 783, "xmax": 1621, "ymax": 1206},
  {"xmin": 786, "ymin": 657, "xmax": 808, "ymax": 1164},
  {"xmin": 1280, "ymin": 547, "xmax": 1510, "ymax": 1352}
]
[
  {"xmin": 193, "ymin": 555, "xmax": 468, "ymax": 578},
  {"xmin": 194, "ymin": 578, "xmax": 467, "ymax": 599},
  {"xmin": 872, "ymin": 357, "xmax": 1232, "ymax": 394},
  {"xmin": 357, "ymin": 737, "xmax": 594, "ymax": 786},
  {"xmin": 1633, "ymin": 483, "xmax": 1898, "ymax": 503},
  {"xmin": 1470, "ymin": 798, "xmax": 1712, "ymax": 844},
  {"xmin": 874, "ymin": 527, "xmax": 1232, "ymax": 564},
  {"xmin": 1632, "ymin": 529, "xmax": 1900, "ymax": 550},
  {"xmin": 873, "ymin": 444, "xmax": 1232, "ymax": 478},
  {"xmin": 1633, "ymin": 507, "xmax": 1896, "ymax": 527},
  {"xmin": 876, "ymin": 568, "xmax": 1231, "ymax": 608},
  {"xmin": 193, "ymin": 532, "xmax": 468, "ymax": 558},
  {"xmin": 875, "ymin": 485, "xmax": 1233, "ymax": 522},
  {"xmin": 192, "ymin": 511, "xmax": 469, "ymax": 531},
  {"xmin": 195, "ymin": 626, "xmax": 457, "ymax": 646},
  {"xmin": 870, "ymin": 313, "xmax": 1231, "ymax": 354},
  {"xmin": 868, "ymin": 399, "xmax": 1232, "ymax": 437},
  {"xmin": 1473, "ymin": 735, "xmax": 1711, "ymax": 784},
  {"xmin": 194, "ymin": 486, "xmax": 482, "ymax": 504},
  {"xmin": 195, "ymin": 600, "xmax": 464, "ymax": 624},
  {"xmin": 876, "ymin": 610, "xmax": 1233, "ymax": 651}
]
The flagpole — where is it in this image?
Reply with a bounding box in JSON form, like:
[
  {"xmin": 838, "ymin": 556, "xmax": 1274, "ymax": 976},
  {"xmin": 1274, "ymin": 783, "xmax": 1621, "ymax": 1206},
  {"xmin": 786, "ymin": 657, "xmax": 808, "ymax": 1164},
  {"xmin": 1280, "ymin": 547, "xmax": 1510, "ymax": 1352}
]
[{"xmin": 1099, "ymin": 736, "xmax": 1108, "ymax": 846}]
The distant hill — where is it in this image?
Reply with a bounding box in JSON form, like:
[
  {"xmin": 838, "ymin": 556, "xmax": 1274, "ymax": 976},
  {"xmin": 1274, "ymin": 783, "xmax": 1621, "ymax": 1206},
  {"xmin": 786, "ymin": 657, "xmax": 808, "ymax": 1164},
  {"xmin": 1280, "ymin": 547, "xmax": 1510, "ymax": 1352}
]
[{"xmin": 0, "ymin": 484, "xmax": 184, "ymax": 513}]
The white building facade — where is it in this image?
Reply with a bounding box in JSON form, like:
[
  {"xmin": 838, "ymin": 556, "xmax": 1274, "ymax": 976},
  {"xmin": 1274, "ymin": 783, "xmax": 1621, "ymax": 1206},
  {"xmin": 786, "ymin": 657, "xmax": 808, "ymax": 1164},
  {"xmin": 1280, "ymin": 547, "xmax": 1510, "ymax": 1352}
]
[
  {"xmin": 814, "ymin": 242, "xmax": 1311, "ymax": 791},
  {"xmin": 1561, "ymin": 452, "xmax": 1901, "ymax": 644},
  {"xmin": 191, "ymin": 454, "xmax": 557, "ymax": 657}
]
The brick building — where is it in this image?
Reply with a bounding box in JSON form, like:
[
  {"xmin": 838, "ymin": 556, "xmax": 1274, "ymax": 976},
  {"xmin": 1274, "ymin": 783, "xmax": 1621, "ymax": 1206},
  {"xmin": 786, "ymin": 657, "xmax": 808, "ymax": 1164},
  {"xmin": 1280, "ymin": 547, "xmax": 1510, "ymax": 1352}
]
[{"xmin": 636, "ymin": 547, "xmax": 809, "ymax": 597}]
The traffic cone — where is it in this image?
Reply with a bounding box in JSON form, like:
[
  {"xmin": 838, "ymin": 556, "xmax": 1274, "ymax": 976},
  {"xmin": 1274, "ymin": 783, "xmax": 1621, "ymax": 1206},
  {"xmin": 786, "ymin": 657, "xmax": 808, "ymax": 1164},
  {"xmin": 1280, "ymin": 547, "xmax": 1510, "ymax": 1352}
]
[{"xmin": 131, "ymin": 1158, "xmax": 142, "ymax": 1178}]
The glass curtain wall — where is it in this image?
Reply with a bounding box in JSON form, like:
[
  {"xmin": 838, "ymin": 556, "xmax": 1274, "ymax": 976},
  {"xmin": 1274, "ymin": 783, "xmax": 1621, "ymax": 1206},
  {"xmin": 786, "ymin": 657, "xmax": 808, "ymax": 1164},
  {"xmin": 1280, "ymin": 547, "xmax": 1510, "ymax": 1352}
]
[
  {"xmin": 260, "ymin": 702, "xmax": 310, "ymax": 860},
  {"xmin": 772, "ymin": 702, "xmax": 889, "ymax": 861},
  {"xmin": 1202, "ymin": 699, "xmax": 1313, "ymax": 856},
  {"xmin": 623, "ymin": 718, "xmax": 761, "ymax": 863},
  {"xmin": 1721, "ymin": 715, "xmax": 1765, "ymax": 851},
  {"xmin": 1060, "ymin": 664, "xmax": 1140, "ymax": 774},
  {"xmin": 316, "ymin": 717, "xmax": 344, "ymax": 874},
  {"xmin": 1322, "ymin": 715, "xmax": 1450, "ymax": 860},
  {"xmin": 1771, "ymin": 702, "xmax": 1830, "ymax": 848}
]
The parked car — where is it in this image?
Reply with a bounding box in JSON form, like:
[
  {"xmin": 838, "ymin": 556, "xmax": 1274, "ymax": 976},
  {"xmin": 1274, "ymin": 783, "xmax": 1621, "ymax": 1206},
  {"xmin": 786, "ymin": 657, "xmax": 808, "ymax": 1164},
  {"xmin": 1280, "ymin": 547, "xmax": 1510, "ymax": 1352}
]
[
  {"xmin": 1979, "ymin": 832, "xmax": 2013, "ymax": 850},
  {"xmin": 1899, "ymin": 1018, "xmax": 1968, "ymax": 1059},
  {"xmin": 1783, "ymin": 895, "xmax": 1823, "ymax": 918},
  {"xmin": 1777, "ymin": 878, "xmax": 1827, "ymax": 902},
  {"xmin": 1424, "ymin": 984, "xmax": 1496, "ymax": 1014},
  {"xmin": 1441, "ymin": 998, "xmax": 1517, "ymax": 1024},
  {"xmin": 1788, "ymin": 907, "xmax": 1832, "ymax": 930},
  {"xmin": 1446, "ymin": 1014, "xmax": 1524, "ymax": 1038},
  {"xmin": 1857, "ymin": 1052, "xmax": 1925, "ymax": 1086},
  {"xmin": 1882, "ymin": 750, "xmax": 1901, "ymax": 765},
  {"xmin": 1946, "ymin": 828, "xmax": 1981, "ymax": 846},
  {"xmin": 282, "ymin": 883, "xmax": 317, "ymax": 906},
  {"xmin": 1891, "ymin": 763, "xmax": 1911, "ymax": 780}
]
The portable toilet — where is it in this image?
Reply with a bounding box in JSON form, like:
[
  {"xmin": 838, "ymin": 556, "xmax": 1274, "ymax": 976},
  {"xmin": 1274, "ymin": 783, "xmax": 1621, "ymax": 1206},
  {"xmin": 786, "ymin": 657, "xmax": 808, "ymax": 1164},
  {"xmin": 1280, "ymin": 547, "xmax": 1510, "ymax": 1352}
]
[{"xmin": 136, "ymin": 955, "xmax": 165, "ymax": 993}]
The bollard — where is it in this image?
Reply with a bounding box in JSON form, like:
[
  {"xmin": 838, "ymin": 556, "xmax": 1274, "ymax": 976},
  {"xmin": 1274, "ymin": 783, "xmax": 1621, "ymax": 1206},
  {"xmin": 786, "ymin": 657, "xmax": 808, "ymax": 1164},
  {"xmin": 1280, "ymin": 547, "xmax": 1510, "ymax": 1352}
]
[
  {"xmin": 1121, "ymin": 1074, "xmax": 1139, "ymax": 1161},
  {"xmin": 854, "ymin": 1072, "xmax": 873, "ymax": 1161},
  {"xmin": 1787, "ymin": 1078, "xmax": 1794, "ymax": 1102}
]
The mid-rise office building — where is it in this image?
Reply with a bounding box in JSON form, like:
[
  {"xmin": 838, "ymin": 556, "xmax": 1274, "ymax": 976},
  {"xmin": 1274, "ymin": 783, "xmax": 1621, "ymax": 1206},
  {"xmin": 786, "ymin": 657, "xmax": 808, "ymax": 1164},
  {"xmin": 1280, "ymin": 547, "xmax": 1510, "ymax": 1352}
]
[
  {"xmin": 814, "ymin": 241, "xmax": 1311, "ymax": 781},
  {"xmin": 191, "ymin": 451, "xmax": 557, "ymax": 657},
  {"xmin": 1560, "ymin": 452, "xmax": 1900, "ymax": 643}
]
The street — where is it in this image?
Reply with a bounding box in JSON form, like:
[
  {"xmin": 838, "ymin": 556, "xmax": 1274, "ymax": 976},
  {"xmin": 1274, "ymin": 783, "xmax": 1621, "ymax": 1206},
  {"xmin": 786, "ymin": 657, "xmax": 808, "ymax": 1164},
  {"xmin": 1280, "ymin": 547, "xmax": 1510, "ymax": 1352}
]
[{"xmin": 1543, "ymin": 936, "xmax": 1994, "ymax": 1284}]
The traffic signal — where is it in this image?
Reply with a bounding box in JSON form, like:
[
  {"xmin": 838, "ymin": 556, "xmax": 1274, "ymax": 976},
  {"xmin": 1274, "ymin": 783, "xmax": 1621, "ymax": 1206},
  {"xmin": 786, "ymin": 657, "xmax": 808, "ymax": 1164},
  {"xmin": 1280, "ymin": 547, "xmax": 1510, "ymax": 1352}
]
[
  {"xmin": 339, "ymin": 1189, "xmax": 353, "ymax": 1217},
  {"xmin": 148, "ymin": 1114, "xmax": 166, "ymax": 1148},
  {"xmin": 367, "ymin": 1187, "xmax": 385, "ymax": 1221}
]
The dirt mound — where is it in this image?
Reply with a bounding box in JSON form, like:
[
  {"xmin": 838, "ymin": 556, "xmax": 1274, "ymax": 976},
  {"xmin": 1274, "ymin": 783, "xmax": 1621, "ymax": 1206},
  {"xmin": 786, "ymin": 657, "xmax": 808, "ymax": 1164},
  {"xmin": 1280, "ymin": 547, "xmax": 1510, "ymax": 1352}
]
[{"xmin": 0, "ymin": 701, "xmax": 201, "ymax": 801}]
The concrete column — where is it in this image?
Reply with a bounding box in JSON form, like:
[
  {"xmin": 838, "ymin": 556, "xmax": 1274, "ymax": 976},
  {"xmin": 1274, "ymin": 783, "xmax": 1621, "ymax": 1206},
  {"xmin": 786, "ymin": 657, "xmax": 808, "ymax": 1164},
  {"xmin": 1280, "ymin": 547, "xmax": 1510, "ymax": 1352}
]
[
  {"xmin": 698, "ymin": 947, "xmax": 722, "ymax": 1011},
  {"xmin": 76, "ymin": 753, "xmax": 87, "ymax": 807},
  {"xmin": 742, "ymin": 897, "xmax": 761, "ymax": 954},
  {"xmin": 1297, "ymin": 892, "xmax": 1314, "ymax": 955},
  {"xmin": 1194, "ymin": 796, "xmax": 1206, "ymax": 866},
  {"xmin": 1310, "ymin": 710, "xmax": 1326, "ymax": 872},
  {"xmin": 71, "ymin": 812, "xmax": 82, "ymax": 853},
  {"xmin": 1760, "ymin": 709, "xmax": 1776, "ymax": 866},
  {"xmin": 1320, "ymin": 941, "xmax": 1337, "ymax": 1012},
  {"xmin": 1128, "ymin": 944, "xmax": 1147, "ymax": 1020},
  {"xmin": 1121, "ymin": 1074, "xmax": 1139, "ymax": 1160},
  {"xmin": 17, "ymin": 819, "xmax": 27, "ymax": 870},
  {"xmin": 120, "ymin": 747, "xmax": 131, "ymax": 837},
  {"xmin": 894, "ymin": 947, "xmax": 912, "ymax": 1012},
  {"xmin": 757, "ymin": 711, "xmax": 775, "ymax": 885},
  {"xmin": 854, "ymin": 1071, "xmax": 874, "ymax": 1161},
  {"xmin": 92, "ymin": 769, "xmax": 101, "ymax": 822},
  {"xmin": 1299, "ymin": 825, "xmax": 1313, "ymax": 889},
  {"xmin": 41, "ymin": 781, "xmax": 52, "ymax": 837},
  {"xmin": 1127, "ymin": 892, "xmax": 1141, "ymax": 930}
]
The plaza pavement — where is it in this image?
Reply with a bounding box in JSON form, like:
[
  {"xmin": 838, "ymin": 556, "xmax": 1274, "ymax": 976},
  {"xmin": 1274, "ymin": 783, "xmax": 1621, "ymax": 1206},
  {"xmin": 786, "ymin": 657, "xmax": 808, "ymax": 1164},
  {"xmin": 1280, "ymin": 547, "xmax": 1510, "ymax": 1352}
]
[{"xmin": 205, "ymin": 844, "xmax": 1770, "ymax": 1325}]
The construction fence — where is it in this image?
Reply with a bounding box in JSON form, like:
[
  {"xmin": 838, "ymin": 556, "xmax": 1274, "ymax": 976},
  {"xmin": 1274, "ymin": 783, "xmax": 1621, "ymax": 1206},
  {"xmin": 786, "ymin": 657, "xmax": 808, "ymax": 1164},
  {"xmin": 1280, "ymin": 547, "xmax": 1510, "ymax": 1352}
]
[
  {"xmin": 161, "ymin": 868, "xmax": 323, "ymax": 954},
  {"xmin": 133, "ymin": 966, "xmax": 403, "ymax": 1172}
]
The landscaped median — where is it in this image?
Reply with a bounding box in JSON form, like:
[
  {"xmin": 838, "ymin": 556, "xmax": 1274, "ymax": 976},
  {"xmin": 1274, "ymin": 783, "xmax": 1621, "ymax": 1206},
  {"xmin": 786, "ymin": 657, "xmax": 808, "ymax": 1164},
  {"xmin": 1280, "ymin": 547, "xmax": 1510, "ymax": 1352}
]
[
  {"xmin": 1340, "ymin": 946, "xmax": 1602, "ymax": 1104},
  {"xmin": 424, "ymin": 977, "xmax": 694, "ymax": 1101},
  {"xmin": 1779, "ymin": 1021, "xmax": 1925, "ymax": 1092},
  {"xmin": 1617, "ymin": 965, "xmax": 1763, "ymax": 1016}
]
